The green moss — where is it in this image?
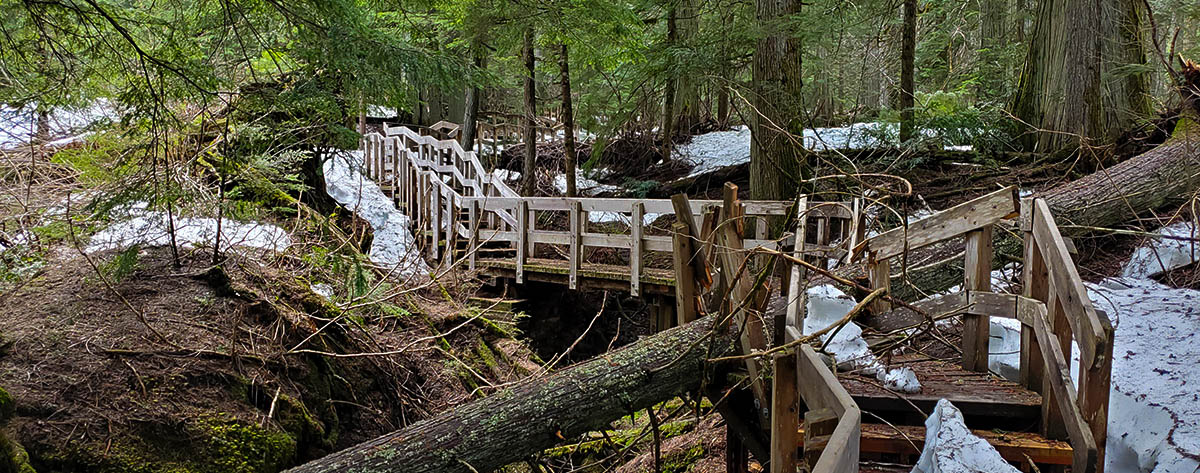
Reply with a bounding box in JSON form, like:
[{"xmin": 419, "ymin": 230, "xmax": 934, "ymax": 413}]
[
  {"xmin": 660, "ymin": 441, "xmax": 707, "ymax": 473},
  {"xmin": 197, "ymin": 418, "xmax": 296, "ymax": 473},
  {"xmin": 0, "ymin": 388, "xmax": 13, "ymax": 422}
]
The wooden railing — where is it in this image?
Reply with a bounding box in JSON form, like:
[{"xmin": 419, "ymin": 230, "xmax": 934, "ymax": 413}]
[{"xmin": 850, "ymin": 188, "xmax": 1112, "ymax": 473}]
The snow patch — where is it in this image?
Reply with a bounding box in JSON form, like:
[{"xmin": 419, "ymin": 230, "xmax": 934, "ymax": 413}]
[
  {"xmin": 1121, "ymin": 222, "xmax": 1198, "ymax": 278},
  {"xmin": 323, "ymin": 151, "xmax": 430, "ymax": 277},
  {"xmin": 1087, "ymin": 277, "xmax": 1200, "ymax": 472},
  {"xmin": 553, "ymin": 170, "xmax": 621, "ymax": 196},
  {"xmin": 883, "ymin": 367, "xmax": 922, "ymax": 394},
  {"xmin": 87, "ymin": 212, "xmax": 290, "ymax": 254},
  {"xmin": 912, "ymin": 399, "xmax": 1021, "ymax": 473},
  {"xmin": 804, "ymin": 285, "xmax": 882, "ymax": 374}
]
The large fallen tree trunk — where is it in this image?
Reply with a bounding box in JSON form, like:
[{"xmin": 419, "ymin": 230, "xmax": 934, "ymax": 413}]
[
  {"xmin": 286, "ymin": 316, "xmax": 736, "ymax": 473},
  {"xmin": 894, "ymin": 62, "xmax": 1200, "ymax": 299}
]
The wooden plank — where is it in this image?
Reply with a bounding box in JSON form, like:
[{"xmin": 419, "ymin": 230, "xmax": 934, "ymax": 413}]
[
  {"xmin": 1042, "ymin": 278, "xmax": 1071, "ymax": 440},
  {"xmin": 631, "ymin": 202, "xmax": 644, "ymax": 296},
  {"xmin": 797, "ymin": 345, "xmax": 854, "ymax": 417},
  {"xmin": 719, "ymin": 183, "xmax": 769, "ymax": 416},
  {"xmin": 868, "ymin": 256, "xmax": 891, "ymax": 314},
  {"xmin": 671, "ymin": 194, "xmax": 713, "ymax": 288},
  {"xmin": 569, "ymin": 201, "xmax": 581, "ymax": 290},
  {"xmin": 1021, "ymin": 198, "xmax": 1048, "ymax": 393},
  {"xmin": 1031, "ymin": 199, "xmax": 1106, "ymax": 369},
  {"xmin": 1032, "ymin": 308, "xmax": 1099, "ymax": 473},
  {"xmin": 468, "ymin": 199, "xmax": 479, "ymax": 271},
  {"xmin": 856, "ymin": 186, "xmax": 1019, "ymax": 261},
  {"xmin": 962, "ymin": 225, "xmax": 993, "ymax": 372},
  {"xmin": 672, "ymin": 222, "xmax": 698, "ymax": 325},
  {"xmin": 796, "ymin": 423, "xmax": 1076, "ymax": 466},
  {"xmin": 813, "ymin": 409, "xmax": 860, "ymax": 473},
  {"xmin": 1078, "ymin": 311, "xmax": 1114, "ymax": 473},
  {"xmin": 516, "ymin": 200, "xmax": 528, "ymax": 284},
  {"xmin": 802, "ymin": 408, "xmax": 838, "ymax": 469},
  {"xmin": 431, "ymin": 180, "xmax": 441, "ymax": 260},
  {"xmin": 785, "ymin": 197, "xmax": 809, "ymax": 332},
  {"xmin": 771, "ymin": 353, "xmax": 801, "ymax": 473}
]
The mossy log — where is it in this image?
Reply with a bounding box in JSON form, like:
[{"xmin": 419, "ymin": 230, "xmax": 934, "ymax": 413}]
[{"xmin": 285, "ymin": 316, "xmax": 736, "ymax": 473}]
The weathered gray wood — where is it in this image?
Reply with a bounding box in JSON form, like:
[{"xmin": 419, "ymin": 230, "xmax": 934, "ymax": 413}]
[
  {"xmin": 1032, "ymin": 308, "xmax": 1099, "ymax": 473},
  {"xmin": 1031, "ymin": 199, "xmax": 1105, "ymax": 368},
  {"xmin": 855, "ymin": 186, "xmax": 1019, "ymax": 261},
  {"xmin": 516, "ymin": 200, "xmax": 528, "ymax": 283},
  {"xmin": 631, "ymin": 202, "xmax": 644, "ymax": 296},
  {"xmin": 672, "ymin": 222, "xmax": 698, "ymax": 325},
  {"xmin": 770, "ymin": 352, "xmax": 800, "ymax": 473},
  {"xmin": 962, "ymin": 225, "xmax": 993, "ymax": 372},
  {"xmin": 569, "ymin": 201, "xmax": 582, "ymax": 289}
]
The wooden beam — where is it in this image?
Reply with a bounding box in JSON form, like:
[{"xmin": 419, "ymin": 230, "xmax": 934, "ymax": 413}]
[
  {"xmin": 718, "ymin": 183, "xmax": 769, "ymax": 418},
  {"xmin": 771, "ymin": 353, "xmax": 800, "ymax": 473},
  {"xmin": 1030, "ymin": 199, "xmax": 1106, "ymax": 369},
  {"xmin": 1078, "ymin": 311, "xmax": 1115, "ymax": 473},
  {"xmin": 855, "ymin": 186, "xmax": 1019, "ymax": 261},
  {"xmin": 802, "ymin": 408, "xmax": 838, "ymax": 470},
  {"xmin": 962, "ymin": 225, "xmax": 993, "ymax": 372},
  {"xmin": 1021, "ymin": 200, "xmax": 1048, "ymax": 393},
  {"xmin": 795, "ymin": 423, "xmax": 1076, "ymax": 466},
  {"xmin": 516, "ymin": 200, "xmax": 528, "ymax": 283},
  {"xmin": 631, "ymin": 202, "xmax": 644, "ymax": 296},
  {"xmin": 867, "ymin": 256, "xmax": 891, "ymax": 314},
  {"xmin": 672, "ymin": 222, "xmax": 699, "ymax": 325},
  {"xmin": 569, "ymin": 201, "xmax": 582, "ymax": 290},
  {"xmin": 671, "ymin": 194, "xmax": 713, "ymax": 288},
  {"xmin": 468, "ymin": 199, "xmax": 479, "ymax": 271},
  {"xmin": 784, "ymin": 196, "xmax": 809, "ymax": 339},
  {"xmin": 1032, "ymin": 309, "xmax": 1099, "ymax": 473}
]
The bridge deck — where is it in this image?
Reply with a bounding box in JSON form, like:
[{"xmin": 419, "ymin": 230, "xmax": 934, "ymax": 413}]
[{"xmin": 475, "ymin": 257, "xmax": 677, "ymax": 295}]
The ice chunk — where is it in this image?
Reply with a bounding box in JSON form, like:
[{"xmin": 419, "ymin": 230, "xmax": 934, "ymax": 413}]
[
  {"xmin": 1121, "ymin": 222, "xmax": 1198, "ymax": 278},
  {"xmin": 911, "ymin": 399, "xmax": 1021, "ymax": 473}
]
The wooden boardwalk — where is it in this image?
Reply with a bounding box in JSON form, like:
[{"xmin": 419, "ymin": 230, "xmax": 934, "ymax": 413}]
[{"xmin": 360, "ymin": 124, "xmax": 1113, "ymax": 473}]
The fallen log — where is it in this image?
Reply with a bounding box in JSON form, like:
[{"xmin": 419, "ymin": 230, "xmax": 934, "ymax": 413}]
[{"xmin": 285, "ymin": 315, "xmax": 737, "ymax": 473}]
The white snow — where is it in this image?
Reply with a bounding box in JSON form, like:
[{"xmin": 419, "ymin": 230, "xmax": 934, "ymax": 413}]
[
  {"xmin": 987, "ymin": 317, "xmax": 1023, "ymax": 381},
  {"xmin": 805, "ymin": 285, "xmax": 921, "ymax": 392},
  {"xmin": 0, "ymin": 101, "xmax": 116, "ymax": 148},
  {"xmin": 911, "ymin": 399, "xmax": 1021, "ymax": 473},
  {"xmin": 553, "ymin": 170, "xmax": 621, "ymax": 196},
  {"xmin": 86, "ymin": 211, "xmax": 290, "ymax": 254},
  {"xmin": 311, "ymin": 283, "xmax": 334, "ymax": 300},
  {"xmin": 491, "ymin": 169, "xmax": 520, "ymax": 182},
  {"xmin": 1121, "ymin": 222, "xmax": 1198, "ymax": 278},
  {"xmin": 677, "ymin": 126, "xmax": 753, "ymax": 177},
  {"xmin": 1087, "ymin": 277, "xmax": 1200, "ymax": 473},
  {"xmin": 323, "ymin": 151, "xmax": 430, "ymax": 277}
]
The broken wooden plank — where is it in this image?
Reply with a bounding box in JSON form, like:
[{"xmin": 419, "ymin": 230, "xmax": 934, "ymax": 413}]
[
  {"xmin": 1032, "ymin": 307, "xmax": 1099, "ymax": 473},
  {"xmin": 962, "ymin": 225, "xmax": 994, "ymax": 372},
  {"xmin": 1030, "ymin": 199, "xmax": 1106, "ymax": 369},
  {"xmin": 771, "ymin": 352, "xmax": 801, "ymax": 473},
  {"xmin": 855, "ymin": 186, "xmax": 1019, "ymax": 261}
]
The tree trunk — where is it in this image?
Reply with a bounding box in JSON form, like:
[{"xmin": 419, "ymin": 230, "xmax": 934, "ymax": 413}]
[
  {"xmin": 521, "ymin": 28, "xmax": 538, "ymax": 196},
  {"xmin": 1011, "ymin": 0, "xmax": 1150, "ymax": 152},
  {"xmin": 285, "ymin": 315, "xmax": 736, "ymax": 473},
  {"xmin": 978, "ymin": 0, "xmax": 1007, "ymax": 102},
  {"xmin": 750, "ymin": 0, "xmax": 804, "ymax": 201},
  {"xmin": 560, "ymin": 43, "xmax": 578, "ymax": 198},
  {"xmin": 661, "ymin": 6, "xmax": 678, "ymax": 161},
  {"xmin": 717, "ymin": 7, "xmax": 733, "ymax": 127},
  {"xmin": 899, "ymin": 0, "xmax": 916, "ymax": 143},
  {"xmin": 461, "ymin": 48, "xmax": 483, "ymax": 151},
  {"xmin": 674, "ymin": 0, "xmax": 700, "ymax": 133}
]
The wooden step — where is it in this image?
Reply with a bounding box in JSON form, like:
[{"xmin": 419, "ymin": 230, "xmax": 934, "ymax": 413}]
[
  {"xmin": 798, "ymin": 422, "xmax": 1073, "ymax": 468},
  {"xmin": 837, "ymin": 355, "xmax": 1042, "ymax": 428}
]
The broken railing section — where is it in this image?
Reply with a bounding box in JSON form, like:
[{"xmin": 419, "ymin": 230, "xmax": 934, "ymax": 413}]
[{"xmin": 850, "ymin": 186, "xmax": 1112, "ymax": 473}]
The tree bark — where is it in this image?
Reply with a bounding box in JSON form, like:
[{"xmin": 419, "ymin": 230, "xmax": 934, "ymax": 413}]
[
  {"xmin": 461, "ymin": 47, "xmax": 483, "ymax": 151},
  {"xmin": 899, "ymin": 0, "xmax": 916, "ymax": 143},
  {"xmin": 285, "ymin": 315, "xmax": 736, "ymax": 473},
  {"xmin": 750, "ymin": 0, "xmax": 804, "ymax": 201},
  {"xmin": 560, "ymin": 43, "xmax": 578, "ymax": 198},
  {"xmin": 978, "ymin": 0, "xmax": 1008, "ymax": 102},
  {"xmin": 1011, "ymin": 0, "xmax": 1151, "ymax": 152},
  {"xmin": 674, "ymin": 0, "xmax": 700, "ymax": 133},
  {"xmin": 662, "ymin": 6, "xmax": 678, "ymax": 161},
  {"xmin": 521, "ymin": 28, "xmax": 538, "ymax": 196}
]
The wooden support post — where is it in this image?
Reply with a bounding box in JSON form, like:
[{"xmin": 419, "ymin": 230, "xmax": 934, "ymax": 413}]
[
  {"xmin": 815, "ymin": 217, "xmax": 829, "ymax": 269},
  {"xmin": 446, "ymin": 195, "xmax": 458, "ymax": 265},
  {"xmin": 431, "ymin": 184, "xmax": 441, "ymax": 260},
  {"xmin": 527, "ymin": 206, "xmax": 537, "ymax": 257},
  {"xmin": 784, "ymin": 197, "xmax": 809, "ymax": 344},
  {"xmin": 1021, "ymin": 201, "xmax": 1048, "ymax": 393},
  {"xmin": 670, "ymin": 194, "xmax": 713, "ymax": 288},
  {"xmin": 770, "ymin": 352, "xmax": 800, "ymax": 473},
  {"xmin": 1079, "ymin": 312, "xmax": 1114, "ymax": 473},
  {"xmin": 569, "ymin": 201, "xmax": 582, "ymax": 290},
  {"xmin": 719, "ymin": 183, "xmax": 769, "ymax": 422},
  {"xmin": 516, "ymin": 200, "xmax": 528, "ymax": 284},
  {"xmin": 468, "ymin": 200, "xmax": 479, "ymax": 271},
  {"xmin": 631, "ymin": 202, "xmax": 644, "ymax": 296},
  {"xmin": 726, "ymin": 427, "xmax": 748, "ymax": 473},
  {"xmin": 803, "ymin": 408, "xmax": 839, "ymax": 470},
  {"xmin": 672, "ymin": 222, "xmax": 698, "ymax": 326},
  {"xmin": 867, "ymin": 255, "xmax": 891, "ymax": 314},
  {"xmin": 1041, "ymin": 280, "xmax": 1072, "ymax": 440},
  {"xmin": 962, "ymin": 225, "xmax": 994, "ymax": 372}
]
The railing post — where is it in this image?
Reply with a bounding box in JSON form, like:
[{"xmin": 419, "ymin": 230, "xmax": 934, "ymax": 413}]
[
  {"xmin": 630, "ymin": 202, "xmax": 644, "ymax": 296},
  {"xmin": 867, "ymin": 255, "xmax": 891, "ymax": 314},
  {"xmin": 1079, "ymin": 313, "xmax": 1114, "ymax": 473},
  {"xmin": 468, "ymin": 199, "xmax": 479, "ymax": 271},
  {"xmin": 785, "ymin": 197, "xmax": 809, "ymax": 337},
  {"xmin": 1020, "ymin": 199, "xmax": 1048, "ymax": 393},
  {"xmin": 568, "ymin": 201, "xmax": 581, "ymax": 290},
  {"xmin": 769, "ymin": 352, "xmax": 800, "ymax": 473},
  {"xmin": 431, "ymin": 182, "xmax": 441, "ymax": 261},
  {"xmin": 516, "ymin": 200, "xmax": 528, "ymax": 284},
  {"xmin": 671, "ymin": 221, "xmax": 698, "ymax": 326},
  {"xmin": 962, "ymin": 224, "xmax": 993, "ymax": 372}
]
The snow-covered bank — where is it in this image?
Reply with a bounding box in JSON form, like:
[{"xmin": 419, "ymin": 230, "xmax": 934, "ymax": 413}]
[
  {"xmin": 912, "ymin": 399, "xmax": 1021, "ymax": 473},
  {"xmin": 1, "ymin": 102, "xmax": 116, "ymax": 148},
  {"xmin": 323, "ymin": 151, "xmax": 430, "ymax": 277},
  {"xmin": 674, "ymin": 123, "xmax": 977, "ymax": 179},
  {"xmin": 1122, "ymin": 222, "xmax": 1198, "ymax": 278},
  {"xmin": 1088, "ymin": 277, "xmax": 1200, "ymax": 473},
  {"xmin": 87, "ymin": 211, "xmax": 290, "ymax": 254}
]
